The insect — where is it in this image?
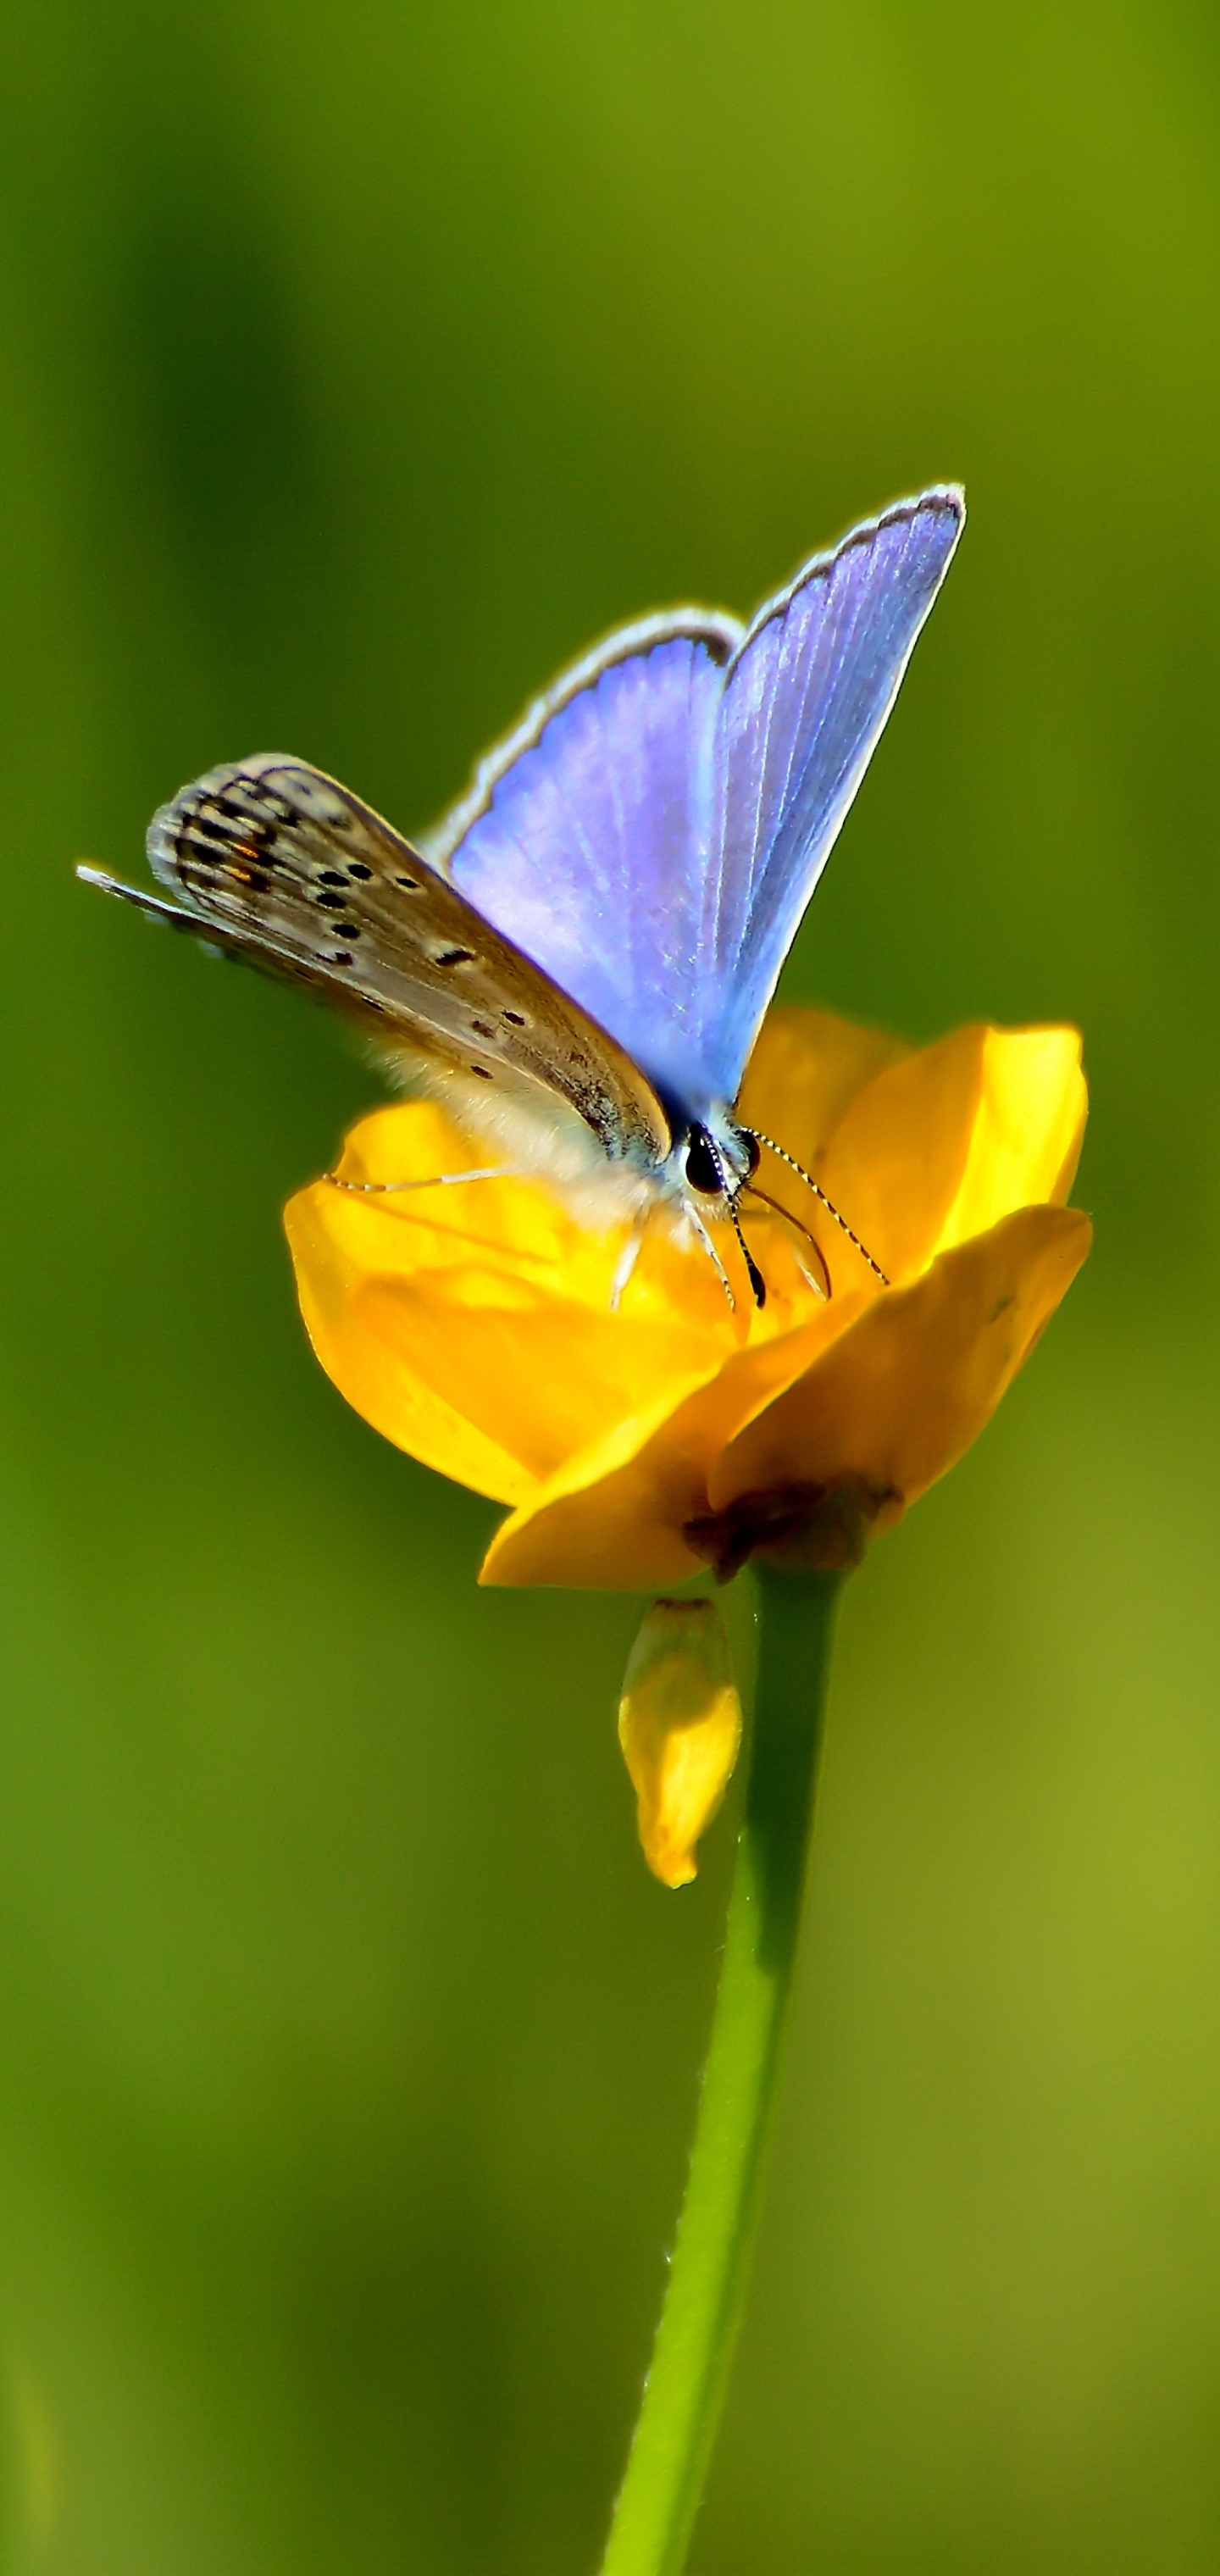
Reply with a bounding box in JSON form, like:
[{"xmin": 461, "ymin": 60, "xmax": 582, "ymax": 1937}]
[{"xmin": 79, "ymin": 486, "xmax": 963, "ymax": 1309}]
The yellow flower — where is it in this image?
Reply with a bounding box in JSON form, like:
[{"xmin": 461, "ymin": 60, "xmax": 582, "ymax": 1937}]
[{"xmin": 284, "ymin": 1007, "xmax": 1090, "ymax": 1588}]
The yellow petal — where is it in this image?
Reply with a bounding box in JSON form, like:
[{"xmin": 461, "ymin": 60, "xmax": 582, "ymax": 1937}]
[
  {"xmin": 813, "ymin": 1025, "xmax": 1001, "ymax": 1287},
  {"xmin": 928, "ymin": 1024, "xmax": 1087, "ymax": 1255},
  {"xmin": 737, "ymin": 1004, "xmax": 911, "ymax": 1157},
  {"xmin": 479, "ymin": 1375, "xmax": 729, "ymax": 1588},
  {"xmin": 709, "ymin": 1203, "xmax": 1094, "ymax": 1538},
  {"xmin": 286, "ymin": 1181, "xmax": 538, "ymax": 1504},
  {"xmin": 757, "ymin": 1019, "xmax": 1086, "ymax": 1302},
  {"xmin": 734, "ymin": 1006, "xmax": 915, "ymax": 1293},
  {"xmin": 480, "ymin": 1291, "xmax": 863, "ymax": 1588},
  {"xmin": 285, "ymin": 1099, "xmax": 741, "ymax": 1502},
  {"xmin": 618, "ymin": 1598, "xmax": 743, "ymax": 1887}
]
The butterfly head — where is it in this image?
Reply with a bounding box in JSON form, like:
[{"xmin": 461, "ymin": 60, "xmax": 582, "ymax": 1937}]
[
  {"xmin": 679, "ymin": 1117, "xmax": 758, "ymax": 1203},
  {"xmin": 663, "ymin": 1113, "xmax": 766, "ymax": 1309}
]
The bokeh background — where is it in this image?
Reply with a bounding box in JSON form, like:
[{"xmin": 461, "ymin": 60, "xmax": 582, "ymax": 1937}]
[{"xmin": 0, "ymin": 1, "xmax": 1217, "ymax": 2568}]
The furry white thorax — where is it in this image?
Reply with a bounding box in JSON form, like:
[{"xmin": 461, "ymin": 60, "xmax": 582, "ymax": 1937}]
[{"xmin": 379, "ymin": 1039, "xmax": 751, "ymax": 1245}]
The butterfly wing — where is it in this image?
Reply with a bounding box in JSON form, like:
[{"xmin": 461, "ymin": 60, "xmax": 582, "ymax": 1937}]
[
  {"xmin": 700, "ymin": 488, "xmax": 965, "ymax": 1098},
  {"xmin": 86, "ymin": 501, "xmax": 962, "ymax": 1171},
  {"xmin": 80, "ymin": 757, "xmax": 672, "ymax": 1169},
  {"xmin": 441, "ymin": 496, "xmax": 962, "ymax": 1122},
  {"xmin": 439, "ymin": 611, "xmax": 742, "ymax": 1115}
]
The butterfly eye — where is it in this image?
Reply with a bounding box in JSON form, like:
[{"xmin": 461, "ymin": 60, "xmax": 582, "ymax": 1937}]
[{"xmin": 685, "ymin": 1128, "xmax": 724, "ymax": 1197}]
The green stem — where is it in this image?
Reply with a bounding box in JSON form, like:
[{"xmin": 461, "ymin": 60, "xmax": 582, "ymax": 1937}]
[{"xmin": 600, "ymin": 1563, "xmax": 841, "ymax": 2576}]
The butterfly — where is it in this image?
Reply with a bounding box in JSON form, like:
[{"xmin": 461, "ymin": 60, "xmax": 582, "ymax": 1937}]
[{"xmin": 80, "ymin": 486, "xmax": 963, "ymax": 1308}]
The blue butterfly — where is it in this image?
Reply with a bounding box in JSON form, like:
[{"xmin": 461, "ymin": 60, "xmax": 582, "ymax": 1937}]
[{"xmin": 80, "ymin": 486, "xmax": 963, "ymax": 1307}]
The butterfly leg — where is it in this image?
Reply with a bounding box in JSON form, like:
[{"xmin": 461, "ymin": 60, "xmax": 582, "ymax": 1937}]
[
  {"xmin": 685, "ymin": 1207, "xmax": 737, "ymax": 1313},
  {"xmin": 323, "ymin": 1166, "xmax": 513, "ymax": 1194},
  {"xmin": 608, "ymin": 1211, "xmax": 649, "ymax": 1312}
]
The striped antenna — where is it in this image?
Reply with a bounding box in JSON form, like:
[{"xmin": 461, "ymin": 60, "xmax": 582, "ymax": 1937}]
[{"xmin": 744, "ymin": 1132, "xmax": 890, "ymax": 1288}]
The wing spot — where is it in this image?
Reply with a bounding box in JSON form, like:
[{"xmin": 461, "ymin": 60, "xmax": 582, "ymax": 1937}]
[
  {"xmin": 435, "ymin": 946, "xmax": 475, "ymax": 968},
  {"xmin": 317, "ymin": 869, "xmax": 347, "ymax": 886},
  {"xmin": 315, "ymin": 892, "xmax": 346, "ymax": 911},
  {"xmin": 335, "ymin": 922, "xmax": 362, "ymax": 939},
  {"xmin": 330, "ymin": 951, "xmax": 353, "ymax": 965},
  {"xmin": 471, "ymin": 1064, "xmax": 493, "ymax": 1079},
  {"xmin": 470, "ymin": 1019, "xmax": 495, "ymax": 1040},
  {"xmin": 395, "ymin": 874, "xmax": 422, "ymax": 891},
  {"xmin": 502, "ymin": 1008, "xmax": 526, "ymax": 1026},
  {"xmin": 347, "ymin": 862, "xmax": 374, "ymax": 880}
]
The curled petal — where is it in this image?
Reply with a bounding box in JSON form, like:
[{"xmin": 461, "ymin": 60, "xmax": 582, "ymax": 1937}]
[
  {"xmin": 710, "ymin": 1202, "xmax": 1094, "ymax": 1543},
  {"xmin": 928, "ymin": 1025, "xmax": 1087, "ymax": 1252},
  {"xmin": 815, "ymin": 1023, "xmax": 1087, "ymax": 1288},
  {"xmin": 479, "ymin": 1296, "xmax": 861, "ymax": 1588}
]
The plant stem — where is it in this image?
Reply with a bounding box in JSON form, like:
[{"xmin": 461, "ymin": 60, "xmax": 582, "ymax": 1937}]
[{"xmin": 600, "ymin": 1563, "xmax": 841, "ymax": 2576}]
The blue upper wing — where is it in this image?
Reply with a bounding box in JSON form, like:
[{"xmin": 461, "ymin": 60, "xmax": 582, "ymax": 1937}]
[
  {"xmin": 433, "ymin": 612, "xmax": 740, "ymax": 1112},
  {"xmin": 698, "ymin": 489, "xmax": 964, "ymax": 1098},
  {"xmin": 437, "ymin": 490, "xmax": 963, "ymax": 1122}
]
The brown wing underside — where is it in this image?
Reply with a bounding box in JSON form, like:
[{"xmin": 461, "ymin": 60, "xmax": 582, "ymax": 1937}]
[{"xmin": 81, "ymin": 754, "xmax": 674, "ymax": 1169}]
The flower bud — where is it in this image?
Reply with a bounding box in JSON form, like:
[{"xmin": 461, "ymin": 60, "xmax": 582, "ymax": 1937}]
[{"xmin": 618, "ymin": 1598, "xmax": 743, "ymax": 1887}]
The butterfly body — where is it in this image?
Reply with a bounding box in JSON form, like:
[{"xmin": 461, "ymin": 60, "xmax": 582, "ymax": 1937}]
[{"xmin": 79, "ymin": 487, "xmax": 964, "ymax": 1292}]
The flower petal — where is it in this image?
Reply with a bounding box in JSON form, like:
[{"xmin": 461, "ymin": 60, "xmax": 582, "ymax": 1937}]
[
  {"xmin": 737, "ymin": 1004, "xmax": 911, "ymax": 1156},
  {"xmin": 480, "ymin": 1291, "xmax": 865, "ymax": 1588},
  {"xmin": 285, "ymin": 1099, "xmax": 743, "ymax": 1503},
  {"xmin": 813, "ymin": 1025, "xmax": 1006, "ymax": 1286},
  {"xmin": 709, "ymin": 1202, "xmax": 1093, "ymax": 1530},
  {"xmin": 927, "ymin": 1024, "xmax": 1087, "ymax": 1254},
  {"xmin": 289, "ymin": 1204, "xmax": 542, "ymax": 1504}
]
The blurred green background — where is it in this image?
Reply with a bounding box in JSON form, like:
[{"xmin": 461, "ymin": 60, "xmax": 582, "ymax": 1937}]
[{"xmin": 0, "ymin": 0, "xmax": 1217, "ymax": 2567}]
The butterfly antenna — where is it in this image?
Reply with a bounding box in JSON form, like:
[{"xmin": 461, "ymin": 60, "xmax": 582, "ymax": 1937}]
[
  {"xmin": 727, "ymin": 1193, "xmax": 767, "ymax": 1308},
  {"xmin": 741, "ymin": 1181, "xmax": 830, "ymax": 1300},
  {"xmin": 745, "ymin": 1131, "xmax": 890, "ymax": 1288}
]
